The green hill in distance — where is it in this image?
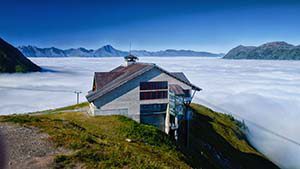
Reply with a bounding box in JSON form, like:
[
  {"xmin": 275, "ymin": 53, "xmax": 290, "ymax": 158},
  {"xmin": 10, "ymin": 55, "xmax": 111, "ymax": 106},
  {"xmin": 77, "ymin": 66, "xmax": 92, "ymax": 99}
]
[
  {"xmin": 224, "ymin": 41, "xmax": 300, "ymax": 60},
  {"xmin": 0, "ymin": 37, "xmax": 41, "ymax": 73}
]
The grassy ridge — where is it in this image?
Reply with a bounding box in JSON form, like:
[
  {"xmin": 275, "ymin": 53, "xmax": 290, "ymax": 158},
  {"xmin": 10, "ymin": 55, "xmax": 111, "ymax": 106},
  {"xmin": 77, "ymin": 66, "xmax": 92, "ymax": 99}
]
[
  {"xmin": 180, "ymin": 104, "xmax": 279, "ymax": 169},
  {"xmin": 1, "ymin": 108, "xmax": 190, "ymax": 168},
  {"xmin": 0, "ymin": 103, "xmax": 279, "ymax": 169},
  {"xmin": 190, "ymin": 103, "xmax": 258, "ymax": 155}
]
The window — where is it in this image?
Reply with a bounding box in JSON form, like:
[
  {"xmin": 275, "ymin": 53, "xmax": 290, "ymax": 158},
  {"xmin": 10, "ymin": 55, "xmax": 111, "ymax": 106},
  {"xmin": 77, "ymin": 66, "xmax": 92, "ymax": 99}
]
[
  {"xmin": 184, "ymin": 90, "xmax": 191, "ymax": 97},
  {"xmin": 140, "ymin": 104, "xmax": 167, "ymax": 130},
  {"xmin": 140, "ymin": 81, "xmax": 168, "ymax": 90},
  {"xmin": 140, "ymin": 114, "xmax": 165, "ymax": 130},
  {"xmin": 140, "ymin": 104, "xmax": 168, "ymax": 114},
  {"xmin": 140, "ymin": 91, "xmax": 168, "ymax": 100}
]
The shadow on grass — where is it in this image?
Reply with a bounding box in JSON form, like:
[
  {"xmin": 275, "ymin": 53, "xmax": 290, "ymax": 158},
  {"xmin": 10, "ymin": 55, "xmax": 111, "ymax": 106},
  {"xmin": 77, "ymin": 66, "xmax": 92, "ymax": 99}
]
[{"xmin": 177, "ymin": 106, "xmax": 280, "ymax": 169}]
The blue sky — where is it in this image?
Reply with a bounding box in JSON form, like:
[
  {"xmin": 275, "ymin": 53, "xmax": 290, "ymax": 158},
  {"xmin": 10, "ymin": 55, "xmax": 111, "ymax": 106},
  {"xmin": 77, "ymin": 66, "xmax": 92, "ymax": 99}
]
[{"xmin": 1, "ymin": 0, "xmax": 300, "ymax": 53}]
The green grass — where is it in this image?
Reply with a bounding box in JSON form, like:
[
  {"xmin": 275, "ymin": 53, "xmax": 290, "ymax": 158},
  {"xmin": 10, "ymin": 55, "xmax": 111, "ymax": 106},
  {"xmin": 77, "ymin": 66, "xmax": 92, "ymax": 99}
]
[
  {"xmin": 182, "ymin": 103, "xmax": 279, "ymax": 169},
  {"xmin": 52, "ymin": 102, "xmax": 89, "ymax": 112},
  {"xmin": 15, "ymin": 65, "xmax": 27, "ymax": 73},
  {"xmin": 0, "ymin": 104, "xmax": 190, "ymax": 169},
  {"xmin": 190, "ymin": 103, "xmax": 257, "ymax": 155},
  {"xmin": 0, "ymin": 102, "xmax": 279, "ymax": 169}
]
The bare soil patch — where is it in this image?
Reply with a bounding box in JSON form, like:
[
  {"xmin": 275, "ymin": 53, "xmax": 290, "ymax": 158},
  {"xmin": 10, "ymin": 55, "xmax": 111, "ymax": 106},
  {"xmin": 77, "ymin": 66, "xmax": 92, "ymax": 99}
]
[{"xmin": 0, "ymin": 123, "xmax": 68, "ymax": 169}]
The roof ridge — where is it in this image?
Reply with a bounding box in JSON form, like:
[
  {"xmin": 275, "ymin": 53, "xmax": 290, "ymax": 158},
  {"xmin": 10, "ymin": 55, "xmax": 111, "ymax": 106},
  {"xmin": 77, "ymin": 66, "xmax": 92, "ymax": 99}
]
[
  {"xmin": 95, "ymin": 71, "xmax": 120, "ymax": 73},
  {"xmin": 87, "ymin": 64, "xmax": 155, "ymax": 101},
  {"xmin": 153, "ymin": 65, "xmax": 201, "ymax": 91},
  {"xmin": 87, "ymin": 63, "xmax": 201, "ymax": 102},
  {"xmin": 170, "ymin": 71, "xmax": 184, "ymax": 73}
]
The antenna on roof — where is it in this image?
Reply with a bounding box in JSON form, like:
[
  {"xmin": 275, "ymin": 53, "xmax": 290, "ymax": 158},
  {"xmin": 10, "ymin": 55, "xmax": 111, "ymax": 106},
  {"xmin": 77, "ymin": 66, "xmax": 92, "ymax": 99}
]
[{"xmin": 124, "ymin": 42, "xmax": 138, "ymax": 66}]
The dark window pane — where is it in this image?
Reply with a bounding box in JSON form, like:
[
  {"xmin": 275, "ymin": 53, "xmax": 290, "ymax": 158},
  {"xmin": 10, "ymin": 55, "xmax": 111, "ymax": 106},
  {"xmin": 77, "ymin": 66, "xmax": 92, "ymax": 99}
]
[
  {"xmin": 140, "ymin": 113, "xmax": 165, "ymax": 130},
  {"xmin": 140, "ymin": 81, "xmax": 168, "ymax": 90},
  {"xmin": 184, "ymin": 90, "xmax": 191, "ymax": 97},
  {"xmin": 141, "ymin": 104, "xmax": 168, "ymax": 114},
  {"xmin": 140, "ymin": 91, "xmax": 168, "ymax": 100}
]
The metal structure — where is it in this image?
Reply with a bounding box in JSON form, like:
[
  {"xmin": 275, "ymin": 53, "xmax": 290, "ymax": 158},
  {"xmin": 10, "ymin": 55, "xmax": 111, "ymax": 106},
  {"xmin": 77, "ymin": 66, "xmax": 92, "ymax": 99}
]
[{"xmin": 74, "ymin": 91, "xmax": 82, "ymax": 104}]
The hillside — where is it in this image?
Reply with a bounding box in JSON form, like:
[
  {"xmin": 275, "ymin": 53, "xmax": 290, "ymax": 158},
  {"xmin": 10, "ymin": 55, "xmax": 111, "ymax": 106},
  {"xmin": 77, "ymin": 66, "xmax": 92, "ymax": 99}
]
[
  {"xmin": 18, "ymin": 45, "xmax": 223, "ymax": 57},
  {"xmin": 0, "ymin": 38, "xmax": 41, "ymax": 73},
  {"xmin": 0, "ymin": 103, "xmax": 279, "ymax": 169},
  {"xmin": 184, "ymin": 104, "xmax": 279, "ymax": 169},
  {"xmin": 223, "ymin": 41, "xmax": 300, "ymax": 60}
]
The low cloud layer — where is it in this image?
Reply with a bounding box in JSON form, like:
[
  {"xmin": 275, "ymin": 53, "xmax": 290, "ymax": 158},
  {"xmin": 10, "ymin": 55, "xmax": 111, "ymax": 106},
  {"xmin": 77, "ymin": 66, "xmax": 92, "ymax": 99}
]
[{"xmin": 0, "ymin": 57, "xmax": 300, "ymax": 168}]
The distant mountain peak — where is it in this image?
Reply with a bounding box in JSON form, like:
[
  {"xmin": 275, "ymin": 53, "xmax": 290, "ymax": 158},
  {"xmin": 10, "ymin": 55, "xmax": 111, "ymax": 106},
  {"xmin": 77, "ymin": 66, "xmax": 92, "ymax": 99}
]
[
  {"xmin": 233, "ymin": 45, "xmax": 256, "ymax": 50},
  {"xmin": 260, "ymin": 41, "xmax": 294, "ymax": 48},
  {"xmin": 19, "ymin": 45, "xmax": 37, "ymax": 49},
  {"xmin": 235, "ymin": 45, "xmax": 246, "ymax": 48},
  {"xmin": 223, "ymin": 41, "xmax": 300, "ymax": 60},
  {"xmin": 102, "ymin": 44, "xmax": 113, "ymax": 48},
  {"xmin": 18, "ymin": 45, "xmax": 223, "ymax": 58},
  {"xmin": 263, "ymin": 41, "xmax": 290, "ymax": 45},
  {"xmin": 100, "ymin": 45, "xmax": 116, "ymax": 52}
]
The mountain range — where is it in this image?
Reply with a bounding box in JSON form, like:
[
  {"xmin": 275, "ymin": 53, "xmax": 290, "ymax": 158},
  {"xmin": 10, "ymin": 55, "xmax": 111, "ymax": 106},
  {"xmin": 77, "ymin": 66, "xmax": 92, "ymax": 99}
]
[
  {"xmin": 0, "ymin": 38, "xmax": 41, "ymax": 73},
  {"xmin": 18, "ymin": 45, "xmax": 223, "ymax": 57},
  {"xmin": 223, "ymin": 41, "xmax": 300, "ymax": 60}
]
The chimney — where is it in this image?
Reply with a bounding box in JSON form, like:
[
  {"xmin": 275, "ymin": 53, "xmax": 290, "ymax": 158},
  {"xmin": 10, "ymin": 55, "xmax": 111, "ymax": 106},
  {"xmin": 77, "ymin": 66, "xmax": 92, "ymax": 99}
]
[{"xmin": 124, "ymin": 54, "xmax": 138, "ymax": 66}]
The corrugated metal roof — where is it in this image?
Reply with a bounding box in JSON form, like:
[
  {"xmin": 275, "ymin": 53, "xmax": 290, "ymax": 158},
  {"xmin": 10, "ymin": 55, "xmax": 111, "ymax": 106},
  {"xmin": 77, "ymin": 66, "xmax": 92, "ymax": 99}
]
[
  {"xmin": 110, "ymin": 65, "xmax": 125, "ymax": 72},
  {"xmin": 169, "ymin": 84, "xmax": 185, "ymax": 95},
  {"xmin": 155, "ymin": 66, "xmax": 201, "ymax": 91},
  {"xmin": 170, "ymin": 72, "xmax": 190, "ymax": 84},
  {"xmin": 87, "ymin": 63, "xmax": 154, "ymax": 101},
  {"xmin": 94, "ymin": 72, "xmax": 124, "ymax": 90}
]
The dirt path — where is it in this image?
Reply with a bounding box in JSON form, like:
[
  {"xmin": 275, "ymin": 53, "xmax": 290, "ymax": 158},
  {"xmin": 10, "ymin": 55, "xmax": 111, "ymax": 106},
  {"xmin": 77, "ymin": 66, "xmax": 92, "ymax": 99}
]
[{"xmin": 0, "ymin": 123, "xmax": 67, "ymax": 169}]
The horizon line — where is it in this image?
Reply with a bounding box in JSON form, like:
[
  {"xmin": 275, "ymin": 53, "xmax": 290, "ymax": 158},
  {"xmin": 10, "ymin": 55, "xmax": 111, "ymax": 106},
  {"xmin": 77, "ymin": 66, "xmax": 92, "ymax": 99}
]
[{"xmin": 17, "ymin": 44, "xmax": 226, "ymax": 54}]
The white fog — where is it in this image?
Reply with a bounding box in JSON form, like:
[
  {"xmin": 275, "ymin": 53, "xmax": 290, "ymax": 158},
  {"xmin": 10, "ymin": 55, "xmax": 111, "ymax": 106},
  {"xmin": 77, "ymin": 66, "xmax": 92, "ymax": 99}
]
[{"xmin": 0, "ymin": 57, "xmax": 300, "ymax": 168}]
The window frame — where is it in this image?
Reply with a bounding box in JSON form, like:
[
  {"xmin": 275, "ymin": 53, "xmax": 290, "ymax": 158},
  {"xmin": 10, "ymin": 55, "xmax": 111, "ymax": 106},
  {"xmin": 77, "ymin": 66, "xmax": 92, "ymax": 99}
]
[
  {"xmin": 140, "ymin": 91, "xmax": 168, "ymax": 100},
  {"xmin": 140, "ymin": 103, "xmax": 168, "ymax": 114},
  {"xmin": 140, "ymin": 81, "xmax": 168, "ymax": 90}
]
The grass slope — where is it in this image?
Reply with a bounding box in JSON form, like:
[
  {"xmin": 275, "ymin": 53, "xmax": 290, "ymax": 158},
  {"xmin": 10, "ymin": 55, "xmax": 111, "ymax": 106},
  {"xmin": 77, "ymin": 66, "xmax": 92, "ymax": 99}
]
[
  {"xmin": 179, "ymin": 103, "xmax": 279, "ymax": 169},
  {"xmin": 0, "ymin": 104, "xmax": 189, "ymax": 169},
  {"xmin": 0, "ymin": 103, "xmax": 279, "ymax": 169}
]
